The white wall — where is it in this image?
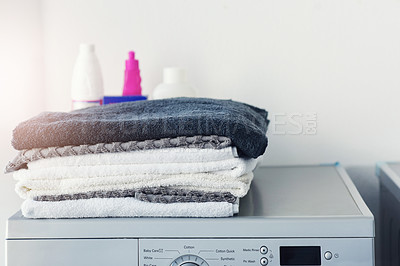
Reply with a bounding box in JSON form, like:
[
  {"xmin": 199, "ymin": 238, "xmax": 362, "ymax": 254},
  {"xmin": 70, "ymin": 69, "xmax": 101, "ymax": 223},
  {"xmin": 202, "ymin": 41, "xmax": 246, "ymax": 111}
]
[
  {"xmin": 41, "ymin": 0, "xmax": 400, "ymax": 166},
  {"xmin": 0, "ymin": 0, "xmax": 44, "ymax": 264}
]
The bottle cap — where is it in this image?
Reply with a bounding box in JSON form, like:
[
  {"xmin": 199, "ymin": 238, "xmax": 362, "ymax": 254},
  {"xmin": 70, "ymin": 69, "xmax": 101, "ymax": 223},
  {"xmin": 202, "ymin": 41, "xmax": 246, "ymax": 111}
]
[
  {"xmin": 163, "ymin": 67, "xmax": 186, "ymax": 84},
  {"xmin": 80, "ymin": 44, "xmax": 94, "ymax": 53},
  {"xmin": 126, "ymin": 51, "xmax": 139, "ymax": 70}
]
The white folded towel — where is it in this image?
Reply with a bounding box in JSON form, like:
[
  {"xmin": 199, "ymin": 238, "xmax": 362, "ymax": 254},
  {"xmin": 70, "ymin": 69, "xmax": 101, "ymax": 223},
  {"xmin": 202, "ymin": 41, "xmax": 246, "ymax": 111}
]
[
  {"xmin": 14, "ymin": 158, "xmax": 256, "ymax": 182},
  {"xmin": 15, "ymin": 172, "xmax": 253, "ymax": 200},
  {"xmin": 21, "ymin": 198, "xmax": 239, "ymax": 218},
  {"xmin": 27, "ymin": 147, "xmax": 239, "ymax": 169}
]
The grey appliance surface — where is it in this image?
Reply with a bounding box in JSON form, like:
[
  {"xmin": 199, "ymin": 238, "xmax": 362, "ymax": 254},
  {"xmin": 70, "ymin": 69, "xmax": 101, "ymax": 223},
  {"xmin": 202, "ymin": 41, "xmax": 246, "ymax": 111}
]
[
  {"xmin": 240, "ymin": 165, "xmax": 361, "ymax": 217},
  {"xmin": 346, "ymin": 166, "xmax": 381, "ymax": 266},
  {"xmin": 388, "ymin": 163, "xmax": 400, "ymax": 176},
  {"xmin": 7, "ymin": 165, "xmax": 374, "ymax": 239},
  {"xmin": 376, "ymin": 162, "xmax": 400, "ymax": 266},
  {"xmin": 6, "ymin": 239, "xmax": 138, "ymax": 266},
  {"xmin": 6, "ymin": 165, "xmax": 375, "ymax": 266}
]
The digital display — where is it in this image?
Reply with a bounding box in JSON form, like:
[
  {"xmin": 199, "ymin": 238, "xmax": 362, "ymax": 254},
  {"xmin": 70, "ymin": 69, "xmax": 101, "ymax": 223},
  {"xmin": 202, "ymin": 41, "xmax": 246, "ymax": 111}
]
[{"xmin": 280, "ymin": 246, "xmax": 321, "ymax": 265}]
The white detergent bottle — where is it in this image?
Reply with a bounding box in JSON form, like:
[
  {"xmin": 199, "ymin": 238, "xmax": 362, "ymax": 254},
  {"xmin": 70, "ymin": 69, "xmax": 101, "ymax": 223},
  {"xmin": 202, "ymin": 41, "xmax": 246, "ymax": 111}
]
[
  {"xmin": 152, "ymin": 67, "xmax": 196, "ymax": 99},
  {"xmin": 71, "ymin": 44, "xmax": 104, "ymax": 110}
]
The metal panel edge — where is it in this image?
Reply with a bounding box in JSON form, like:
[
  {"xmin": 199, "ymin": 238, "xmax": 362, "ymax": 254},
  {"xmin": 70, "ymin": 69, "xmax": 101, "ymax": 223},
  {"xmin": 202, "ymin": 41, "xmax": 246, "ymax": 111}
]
[
  {"xmin": 376, "ymin": 162, "xmax": 400, "ymax": 203},
  {"xmin": 7, "ymin": 215, "xmax": 374, "ymax": 239},
  {"xmin": 335, "ymin": 165, "xmax": 374, "ymax": 219}
]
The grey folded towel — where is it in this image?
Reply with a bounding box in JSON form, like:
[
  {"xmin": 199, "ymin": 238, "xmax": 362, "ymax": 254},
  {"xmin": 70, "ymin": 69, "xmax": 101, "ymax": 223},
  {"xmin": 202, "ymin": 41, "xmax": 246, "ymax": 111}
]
[
  {"xmin": 136, "ymin": 187, "xmax": 237, "ymax": 204},
  {"xmin": 12, "ymin": 97, "xmax": 269, "ymax": 158},
  {"xmin": 33, "ymin": 187, "xmax": 237, "ymax": 204},
  {"xmin": 5, "ymin": 135, "xmax": 231, "ymax": 173}
]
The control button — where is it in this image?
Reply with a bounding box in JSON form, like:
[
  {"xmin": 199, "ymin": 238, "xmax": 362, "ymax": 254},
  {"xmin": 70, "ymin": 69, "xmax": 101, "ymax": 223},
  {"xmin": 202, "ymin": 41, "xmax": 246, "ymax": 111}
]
[
  {"xmin": 324, "ymin": 251, "xmax": 332, "ymax": 260},
  {"xmin": 260, "ymin": 246, "xmax": 268, "ymax": 254},
  {"xmin": 170, "ymin": 255, "xmax": 208, "ymax": 266},
  {"xmin": 260, "ymin": 257, "xmax": 268, "ymax": 265}
]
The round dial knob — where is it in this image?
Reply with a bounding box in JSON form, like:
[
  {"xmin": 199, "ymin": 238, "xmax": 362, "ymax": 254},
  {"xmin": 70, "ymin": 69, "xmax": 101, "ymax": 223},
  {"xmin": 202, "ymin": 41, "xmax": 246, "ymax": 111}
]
[{"xmin": 170, "ymin": 254, "xmax": 209, "ymax": 266}]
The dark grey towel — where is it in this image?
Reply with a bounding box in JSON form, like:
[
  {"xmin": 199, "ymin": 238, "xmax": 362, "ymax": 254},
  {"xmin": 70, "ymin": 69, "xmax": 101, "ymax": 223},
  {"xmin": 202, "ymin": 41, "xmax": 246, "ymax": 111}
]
[{"xmin": 12, "ymin": 97, "xmax": 269, "ymax": 158}]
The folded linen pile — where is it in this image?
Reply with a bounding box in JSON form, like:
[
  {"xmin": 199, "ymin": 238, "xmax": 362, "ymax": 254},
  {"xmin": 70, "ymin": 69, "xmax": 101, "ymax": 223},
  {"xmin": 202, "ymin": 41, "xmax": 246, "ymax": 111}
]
[{"xmin": 5, "ymin": 97, "xmax": 269, "ymax": 219}]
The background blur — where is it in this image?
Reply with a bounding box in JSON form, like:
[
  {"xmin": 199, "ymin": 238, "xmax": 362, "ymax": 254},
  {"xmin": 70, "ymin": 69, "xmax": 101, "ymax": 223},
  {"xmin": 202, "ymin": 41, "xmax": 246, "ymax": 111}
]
[{"xmin": 1, "ymin": 0, "xmax": 400, "ymax": 264}]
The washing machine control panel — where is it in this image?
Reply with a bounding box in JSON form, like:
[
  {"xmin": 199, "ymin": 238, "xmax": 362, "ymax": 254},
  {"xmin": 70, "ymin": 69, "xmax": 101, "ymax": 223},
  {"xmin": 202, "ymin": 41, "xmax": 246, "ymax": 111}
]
[
  {"xmin": 140, "ymin": 239, "xmax": 274, "ymax": 266},
  {"xmin": 139, "ymin": 238, "xmax": 373, "ymax": 266}
]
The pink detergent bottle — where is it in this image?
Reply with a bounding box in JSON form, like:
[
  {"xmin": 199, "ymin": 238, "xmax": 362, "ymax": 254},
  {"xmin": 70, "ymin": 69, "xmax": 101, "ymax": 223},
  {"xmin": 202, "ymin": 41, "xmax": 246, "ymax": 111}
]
[{"xmin": 123, "ymin": 51, "xmax": 142, "ymax": 96}]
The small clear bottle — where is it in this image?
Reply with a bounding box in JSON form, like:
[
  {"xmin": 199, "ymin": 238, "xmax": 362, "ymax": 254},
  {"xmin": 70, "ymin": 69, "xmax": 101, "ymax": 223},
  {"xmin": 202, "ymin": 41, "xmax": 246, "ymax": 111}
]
[{"xmin": 152, "ymin": 67, "xmax": 196, "ymax": 99}]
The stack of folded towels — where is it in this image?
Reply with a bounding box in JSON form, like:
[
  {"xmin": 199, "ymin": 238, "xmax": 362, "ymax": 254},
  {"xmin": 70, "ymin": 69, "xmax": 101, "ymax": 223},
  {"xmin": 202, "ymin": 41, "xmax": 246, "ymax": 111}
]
[{"xmin": 5, "ymin": 98, "xmax": 269, "ymax": 219}]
